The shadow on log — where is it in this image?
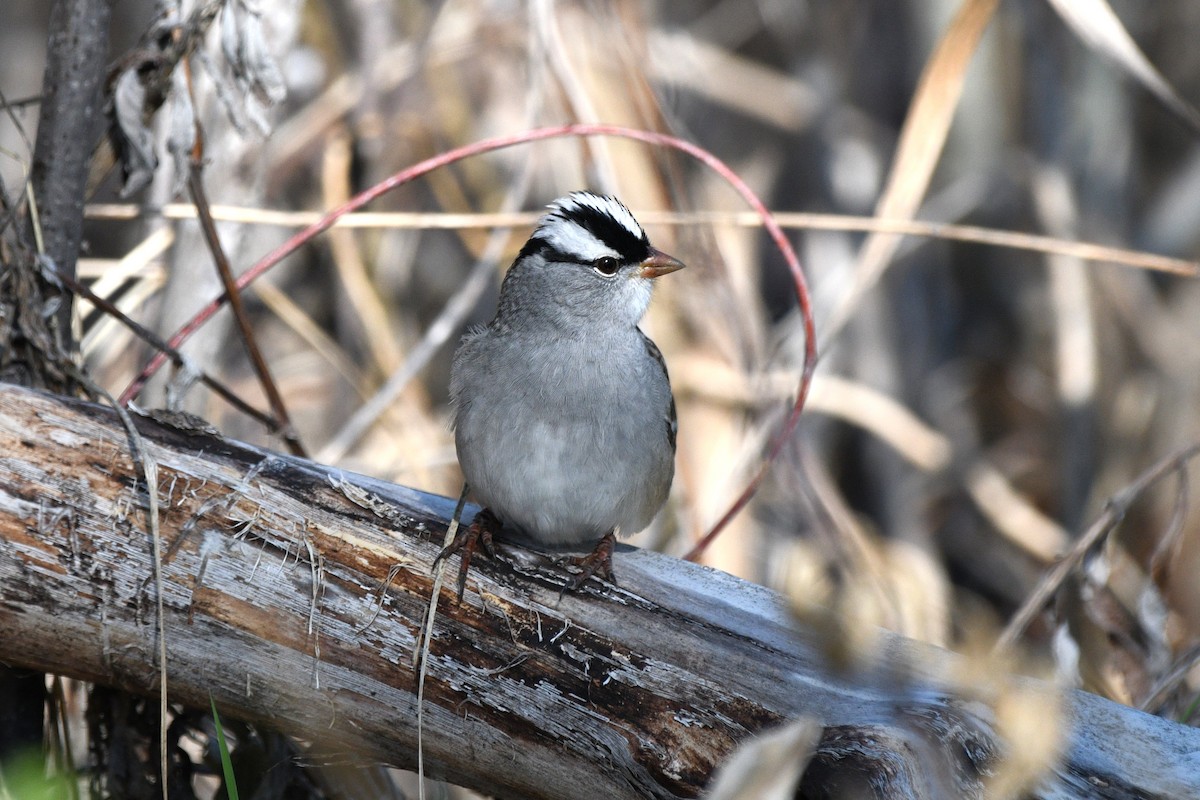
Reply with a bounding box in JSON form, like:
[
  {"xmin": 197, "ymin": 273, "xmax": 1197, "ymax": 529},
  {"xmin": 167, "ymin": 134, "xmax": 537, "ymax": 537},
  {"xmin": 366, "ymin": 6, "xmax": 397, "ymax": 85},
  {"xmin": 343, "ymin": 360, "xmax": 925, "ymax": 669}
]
[{"xmin": 0, "ymin": 382, "xmax": 1197, "ymax": 798}]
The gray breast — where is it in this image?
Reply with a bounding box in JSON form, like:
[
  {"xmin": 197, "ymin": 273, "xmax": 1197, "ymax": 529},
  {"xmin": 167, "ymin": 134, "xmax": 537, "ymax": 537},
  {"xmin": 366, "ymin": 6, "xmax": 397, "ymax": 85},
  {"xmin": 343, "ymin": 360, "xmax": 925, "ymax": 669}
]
[{"xmin": 451, "ymin": 327, "xmax": 674, "ymax": 547}]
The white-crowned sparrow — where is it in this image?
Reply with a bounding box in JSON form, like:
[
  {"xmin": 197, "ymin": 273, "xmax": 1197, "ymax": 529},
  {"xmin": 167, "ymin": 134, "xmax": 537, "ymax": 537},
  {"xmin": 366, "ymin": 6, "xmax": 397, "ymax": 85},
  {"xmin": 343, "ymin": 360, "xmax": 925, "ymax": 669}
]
[{"xmin": 439, "ymin": 191, "xmax": 683, "ymax": 593}]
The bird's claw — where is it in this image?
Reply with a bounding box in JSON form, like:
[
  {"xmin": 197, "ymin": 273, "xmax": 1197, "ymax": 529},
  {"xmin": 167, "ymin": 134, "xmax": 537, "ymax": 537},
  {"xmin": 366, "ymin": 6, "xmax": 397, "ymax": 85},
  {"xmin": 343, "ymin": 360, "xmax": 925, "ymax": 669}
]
[
  {"xmin": 558, "ymin": 531, "xmax": 617, "ymax": 599},
  {"xmin": 434, "ymin": 508, "xmax": 500, "ymax": 601}
]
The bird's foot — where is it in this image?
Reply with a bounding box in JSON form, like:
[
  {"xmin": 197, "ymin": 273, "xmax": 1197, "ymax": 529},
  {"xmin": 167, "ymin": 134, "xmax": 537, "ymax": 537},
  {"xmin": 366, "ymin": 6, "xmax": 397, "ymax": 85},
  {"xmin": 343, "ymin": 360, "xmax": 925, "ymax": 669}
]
[
  {"xmin": 559, "ymin": 531, "xmax": 617, "ymax": 597},
  {"xmin": 433, "ymin": 508, "xmax": 500, "ymax": 601}
]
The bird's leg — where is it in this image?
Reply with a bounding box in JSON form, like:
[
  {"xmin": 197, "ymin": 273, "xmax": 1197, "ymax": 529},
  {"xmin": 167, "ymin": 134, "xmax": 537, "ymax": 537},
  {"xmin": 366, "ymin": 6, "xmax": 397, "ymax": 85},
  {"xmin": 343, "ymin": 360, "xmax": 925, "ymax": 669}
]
[
  {"xmin": 561, "ymin": 531, "xmax": 617, "ymax": 595},
  {"xmin": 434, "ymin": 508, "xmax": 500, "ymax": 601}
]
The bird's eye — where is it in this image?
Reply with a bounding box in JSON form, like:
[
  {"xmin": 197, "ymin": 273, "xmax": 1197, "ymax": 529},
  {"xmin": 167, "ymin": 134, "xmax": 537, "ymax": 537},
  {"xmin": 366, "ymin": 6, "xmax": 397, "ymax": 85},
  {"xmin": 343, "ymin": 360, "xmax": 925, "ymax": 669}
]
[{"xmin": 592, "ymin": 256, "xmax": 620, "ymax": 276}]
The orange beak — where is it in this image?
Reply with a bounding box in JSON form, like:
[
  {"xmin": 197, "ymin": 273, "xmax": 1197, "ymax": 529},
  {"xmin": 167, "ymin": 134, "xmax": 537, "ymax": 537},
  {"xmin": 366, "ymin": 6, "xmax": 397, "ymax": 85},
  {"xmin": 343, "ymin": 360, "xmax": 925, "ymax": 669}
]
[{"xmin": 639, "ymin": 247, "xmax": 686, "ymax": 279}]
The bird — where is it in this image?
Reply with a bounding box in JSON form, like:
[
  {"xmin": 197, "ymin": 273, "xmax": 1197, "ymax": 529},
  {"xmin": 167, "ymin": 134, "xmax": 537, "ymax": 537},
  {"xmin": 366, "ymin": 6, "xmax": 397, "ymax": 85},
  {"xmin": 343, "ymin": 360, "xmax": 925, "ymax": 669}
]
[{"xmin": 438, "ymin": 191, "xmax": 684, "ymax": 596}]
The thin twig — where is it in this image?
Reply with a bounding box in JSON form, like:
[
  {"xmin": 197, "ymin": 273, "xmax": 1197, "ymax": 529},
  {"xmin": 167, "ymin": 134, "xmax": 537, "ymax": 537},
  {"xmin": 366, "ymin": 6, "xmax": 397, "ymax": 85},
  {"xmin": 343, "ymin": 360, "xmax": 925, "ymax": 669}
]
[
  {"xmin": 1139, "ymin": 643, "xmax": 1200, "ymax": 715},
  {"xmin": 0, "ymin": 87, "xmax": 37, "ymax": 236},
  {"xmin": 416, "ymin": 484, "xmax": 470, "ymax": 800},
  {"xmin": 0, "ymin": 93, "xmax": 43, "ymax": 110},
  {"xmin": 51, "ymin": 266, "xmax": 278, "ymax": 429},
  {"xmin": 84, "ymin": 204, "xmax": 1200, "ymax": 277},
  {"xmin": 1150, "ymin": 463, "xmax": 1189, "ymax": 584},
  {"xmin": 186, "ymin": 152, "xmax": 306, "ymax": 456},
  {"xmin": 996, "ymin": 441, "xmax": 1200, "ymax": 651}
]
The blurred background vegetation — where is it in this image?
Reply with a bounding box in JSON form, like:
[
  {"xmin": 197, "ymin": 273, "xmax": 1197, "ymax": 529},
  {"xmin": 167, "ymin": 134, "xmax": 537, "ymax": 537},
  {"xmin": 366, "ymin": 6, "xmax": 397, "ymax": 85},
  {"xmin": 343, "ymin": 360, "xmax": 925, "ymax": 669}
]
[{"xmin": 3, "ymin": 0, "xmax": 1200, "ymax": 796}]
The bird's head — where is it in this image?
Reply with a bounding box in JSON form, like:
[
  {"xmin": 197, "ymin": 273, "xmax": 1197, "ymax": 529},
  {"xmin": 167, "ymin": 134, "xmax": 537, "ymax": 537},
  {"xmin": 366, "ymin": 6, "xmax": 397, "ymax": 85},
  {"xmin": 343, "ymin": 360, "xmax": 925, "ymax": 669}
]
[{"xmin": 498, "ymin": 192, "xmax": 685, "ymax": 329}]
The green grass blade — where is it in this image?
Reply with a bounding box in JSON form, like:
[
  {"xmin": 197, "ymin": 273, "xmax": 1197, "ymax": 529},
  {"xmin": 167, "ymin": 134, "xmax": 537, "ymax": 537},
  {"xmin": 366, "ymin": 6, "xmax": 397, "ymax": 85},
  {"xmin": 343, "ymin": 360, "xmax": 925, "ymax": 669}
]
[{"xmin": 209, "ymin": 695, "xmax": 240, "ymax": 800}]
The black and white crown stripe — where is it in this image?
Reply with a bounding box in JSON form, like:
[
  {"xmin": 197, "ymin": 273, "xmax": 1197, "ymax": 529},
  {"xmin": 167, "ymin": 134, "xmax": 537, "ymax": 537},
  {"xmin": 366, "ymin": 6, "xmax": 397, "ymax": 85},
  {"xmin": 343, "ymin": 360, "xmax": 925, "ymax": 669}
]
[{"xmin": 518, "ymin": 192, "xmax": 651, "ymax": 266}]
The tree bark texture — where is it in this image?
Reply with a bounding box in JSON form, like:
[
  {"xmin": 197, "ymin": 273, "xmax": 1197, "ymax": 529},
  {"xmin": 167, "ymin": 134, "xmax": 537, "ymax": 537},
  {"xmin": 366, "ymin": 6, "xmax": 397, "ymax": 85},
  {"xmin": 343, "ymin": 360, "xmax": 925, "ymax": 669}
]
[
  {"xmin": 30, "ymin": 0, "xmax": 113, "ymax": 288},
  {"xmin": 0, "ymin": 382, "xmax": 1198, "ymax": 799}
]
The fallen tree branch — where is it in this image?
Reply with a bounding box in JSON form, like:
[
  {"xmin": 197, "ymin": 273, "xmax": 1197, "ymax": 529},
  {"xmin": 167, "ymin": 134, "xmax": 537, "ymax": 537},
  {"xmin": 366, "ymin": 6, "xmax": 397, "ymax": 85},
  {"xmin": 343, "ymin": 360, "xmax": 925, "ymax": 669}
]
[{"xmin": 0, "ymin": 382, "xmax": 1197, "ymax": 798}]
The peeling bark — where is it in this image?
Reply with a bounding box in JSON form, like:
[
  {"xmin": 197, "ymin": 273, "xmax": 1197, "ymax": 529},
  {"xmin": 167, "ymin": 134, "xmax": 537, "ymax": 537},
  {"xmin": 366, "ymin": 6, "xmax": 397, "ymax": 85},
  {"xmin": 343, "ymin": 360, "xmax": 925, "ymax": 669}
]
[{"xmin": 0, "ymin": 383, "xmax": 1197, "ymax": 799}]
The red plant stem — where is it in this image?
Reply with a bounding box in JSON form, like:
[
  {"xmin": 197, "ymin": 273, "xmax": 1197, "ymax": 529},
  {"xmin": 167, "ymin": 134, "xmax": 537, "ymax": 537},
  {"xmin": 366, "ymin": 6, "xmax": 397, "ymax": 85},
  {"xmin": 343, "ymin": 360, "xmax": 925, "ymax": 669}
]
[
  {"xmin": 186, "ymin": 159, "xmax": 306, "ymax": 457},
  {"xmin": 119, "ymin": 123, "xmax": 818, "ymax": 556}
]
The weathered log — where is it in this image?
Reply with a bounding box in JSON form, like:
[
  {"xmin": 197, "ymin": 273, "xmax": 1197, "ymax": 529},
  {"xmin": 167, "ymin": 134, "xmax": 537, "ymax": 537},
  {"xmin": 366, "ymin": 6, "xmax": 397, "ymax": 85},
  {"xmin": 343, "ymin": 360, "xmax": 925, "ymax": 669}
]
[{"xmin": 0, "ymin": 382, "xmax": 1197, "ymax": 799}]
